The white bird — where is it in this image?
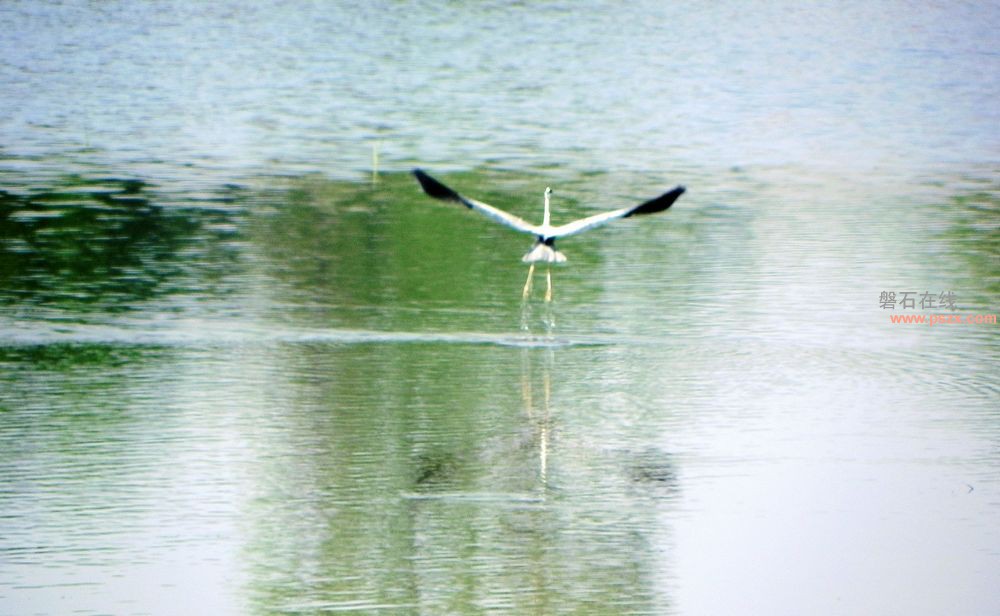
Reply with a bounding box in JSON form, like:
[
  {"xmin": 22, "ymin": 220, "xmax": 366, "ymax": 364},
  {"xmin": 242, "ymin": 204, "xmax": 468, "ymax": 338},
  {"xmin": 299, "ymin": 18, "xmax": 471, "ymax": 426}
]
[{"xmin": 413, "ymin": 169, "xmax": 685, "ymax": 300}]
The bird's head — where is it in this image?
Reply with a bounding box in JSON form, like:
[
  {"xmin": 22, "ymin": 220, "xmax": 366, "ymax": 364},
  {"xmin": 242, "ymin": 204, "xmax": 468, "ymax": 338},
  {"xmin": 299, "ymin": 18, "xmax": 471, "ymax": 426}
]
[{"xmin": 544, "ymin": 187, "xmax": 552, "ymax": 197}]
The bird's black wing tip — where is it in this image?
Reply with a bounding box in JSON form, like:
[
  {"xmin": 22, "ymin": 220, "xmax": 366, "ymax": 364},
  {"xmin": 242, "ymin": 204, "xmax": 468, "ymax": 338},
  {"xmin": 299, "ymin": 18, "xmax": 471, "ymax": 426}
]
[
  {"xmin": 413, "ymin": 168, "xmax": 462, "ymax": 202},
  {"xmin": 625, "ymin": 185, "xmax": 686, "ymax": 217}
]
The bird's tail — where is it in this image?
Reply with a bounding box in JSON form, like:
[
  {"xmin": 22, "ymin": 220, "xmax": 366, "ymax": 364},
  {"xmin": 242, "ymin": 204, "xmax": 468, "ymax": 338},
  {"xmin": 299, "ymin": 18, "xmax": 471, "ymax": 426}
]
[{"xmin": 522, "ymin": 242, "xmax": 567, "ymax": 264}]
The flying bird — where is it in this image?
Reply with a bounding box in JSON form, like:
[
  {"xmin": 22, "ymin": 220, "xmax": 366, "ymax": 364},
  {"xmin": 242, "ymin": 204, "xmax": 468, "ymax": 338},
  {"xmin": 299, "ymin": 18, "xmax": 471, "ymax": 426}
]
[{"xmin": 413, "ymin": 168, "xmax": 685, "ymax": 301}]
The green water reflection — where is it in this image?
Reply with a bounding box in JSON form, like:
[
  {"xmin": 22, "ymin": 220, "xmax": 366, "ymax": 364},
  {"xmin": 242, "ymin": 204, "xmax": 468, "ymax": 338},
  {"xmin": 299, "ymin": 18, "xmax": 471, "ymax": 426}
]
[
  {"xmin": 1, "ymin": 166, "xmax": 997, "ymax": 615},
  {"xmin": 0, "ymin": 177, "xmax": 245, "ymax": 312},
  {"xmin": 240, "ymin": 343, "xmax": 671, "ymax": 613}
]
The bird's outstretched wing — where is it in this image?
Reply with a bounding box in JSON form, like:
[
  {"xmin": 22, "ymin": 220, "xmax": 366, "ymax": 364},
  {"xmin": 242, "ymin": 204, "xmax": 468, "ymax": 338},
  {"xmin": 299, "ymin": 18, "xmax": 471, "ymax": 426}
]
[
  {"xmin": 413, "ymin": 169, "xmax": 540, "ymax": 235},
  {"xmin": 549, "ymin": 186, "xmax": 685, "ymax": 239}
]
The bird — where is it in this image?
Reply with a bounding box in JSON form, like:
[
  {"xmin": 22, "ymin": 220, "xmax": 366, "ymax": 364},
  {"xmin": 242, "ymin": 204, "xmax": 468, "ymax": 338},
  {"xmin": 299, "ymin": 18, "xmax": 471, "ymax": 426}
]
[{"xmin": 413, "ymin": 168, "xmax": 685, "ymax": 301}]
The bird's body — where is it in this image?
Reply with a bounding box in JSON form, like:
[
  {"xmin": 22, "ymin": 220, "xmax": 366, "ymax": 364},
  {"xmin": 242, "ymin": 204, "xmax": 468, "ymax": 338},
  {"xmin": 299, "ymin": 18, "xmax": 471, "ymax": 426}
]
[
  {"xmin": 520, "ymin": 188, "xmax": 567, "ymax": 263},
  {"xmin": 412, "ymin": 168, "xmax": 685, "ymax": 299}
]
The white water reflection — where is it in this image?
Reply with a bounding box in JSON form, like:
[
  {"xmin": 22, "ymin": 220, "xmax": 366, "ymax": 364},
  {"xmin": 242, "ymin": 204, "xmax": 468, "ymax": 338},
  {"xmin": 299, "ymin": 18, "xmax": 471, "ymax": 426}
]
[{"xmin": 2, "ymin": 2, "xmax": 998, "ymax": 185}]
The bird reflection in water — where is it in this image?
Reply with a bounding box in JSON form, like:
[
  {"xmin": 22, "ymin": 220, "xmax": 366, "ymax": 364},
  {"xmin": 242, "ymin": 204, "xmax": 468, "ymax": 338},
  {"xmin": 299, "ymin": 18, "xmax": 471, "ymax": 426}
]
[{"xmin": 520, "ymin": 344, "xmax": 554, "ymax": 489}]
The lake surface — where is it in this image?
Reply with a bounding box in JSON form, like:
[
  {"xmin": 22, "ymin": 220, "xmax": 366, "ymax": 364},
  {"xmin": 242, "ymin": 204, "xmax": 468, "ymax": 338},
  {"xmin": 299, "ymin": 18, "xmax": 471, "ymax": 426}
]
[{"xmin": 1, "ymin": 2, "xmax": 998, "ymax": 614}]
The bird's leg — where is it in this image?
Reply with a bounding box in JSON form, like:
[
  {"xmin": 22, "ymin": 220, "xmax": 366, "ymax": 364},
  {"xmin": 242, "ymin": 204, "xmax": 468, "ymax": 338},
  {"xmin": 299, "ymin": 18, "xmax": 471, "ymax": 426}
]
[
  {"xmin": 522, "ymin": 263, "xmax": 535, "ymax": 300},
  {"xmin": 545, "ymin": 267, "xmax": 553, "ymax": 303}
]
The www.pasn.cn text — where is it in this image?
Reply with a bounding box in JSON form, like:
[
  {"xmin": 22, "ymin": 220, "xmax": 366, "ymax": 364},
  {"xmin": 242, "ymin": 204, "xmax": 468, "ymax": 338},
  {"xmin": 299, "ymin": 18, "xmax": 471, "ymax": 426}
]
[{"xmin": 889, "ymin": 313, "xmax": 997, "ymax": 325}]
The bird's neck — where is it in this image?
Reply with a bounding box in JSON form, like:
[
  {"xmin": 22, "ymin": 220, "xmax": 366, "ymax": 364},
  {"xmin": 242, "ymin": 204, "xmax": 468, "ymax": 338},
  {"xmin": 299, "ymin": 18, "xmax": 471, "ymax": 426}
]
[{"xmin": 542, "ymin": 191, "xmax": 551, "ymax": 227}]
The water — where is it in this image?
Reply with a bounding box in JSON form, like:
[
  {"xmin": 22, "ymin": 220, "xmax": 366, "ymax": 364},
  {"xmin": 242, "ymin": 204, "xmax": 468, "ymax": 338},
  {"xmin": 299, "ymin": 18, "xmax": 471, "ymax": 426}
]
[{"xmin": 1, "ymin": 2, "xmax": 998, "ymax": 614}]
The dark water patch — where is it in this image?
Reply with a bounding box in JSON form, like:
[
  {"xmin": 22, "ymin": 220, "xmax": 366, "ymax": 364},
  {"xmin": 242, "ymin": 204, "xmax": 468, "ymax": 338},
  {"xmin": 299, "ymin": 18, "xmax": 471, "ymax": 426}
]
[{"xmin": 0, "ymin": 175, "xmax": 249, "ymax": 313}]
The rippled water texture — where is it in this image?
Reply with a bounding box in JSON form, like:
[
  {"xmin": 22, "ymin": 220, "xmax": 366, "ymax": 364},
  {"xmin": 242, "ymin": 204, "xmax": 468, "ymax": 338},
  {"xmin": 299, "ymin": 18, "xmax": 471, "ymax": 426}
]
[{"xmin": 1, "ymin": 2, "xmax": 998, "ymax": 615}]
